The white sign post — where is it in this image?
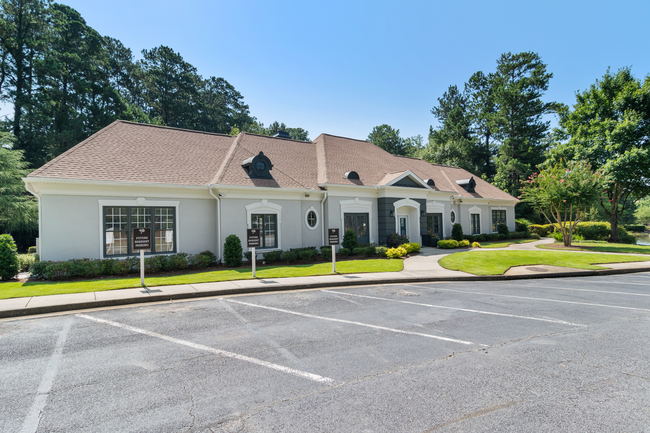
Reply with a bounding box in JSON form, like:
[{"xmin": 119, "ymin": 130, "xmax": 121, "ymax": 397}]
[
  {"xmin": 328, "ymin": 228, "xmax": 340, "ymax": 273},
  {"xmin": 132, "ymin": 228, "xmax": 151, "ymax": 287},
  {"xmin": 247, "ymin": 228, "xmax": 261, "ymax": 278},
  {"xmin": 140, "ymin": 249, "xmax": 145, "ymax": 286},
  {"xmin": 252, "ymin": 246, "xmax": 256, "ymax": 277}
]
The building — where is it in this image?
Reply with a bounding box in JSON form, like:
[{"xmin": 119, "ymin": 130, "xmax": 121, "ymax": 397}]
[{"xmin": 23, "ymin": 121, "xmax": 517, "ymax": 261}]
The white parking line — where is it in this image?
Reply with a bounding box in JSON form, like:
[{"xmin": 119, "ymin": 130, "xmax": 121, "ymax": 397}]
[
  {"xmin": 408, "ymin": 285, "xmax": 650, "ymax": 312},
  {"xmin": 20, "ymin": 318, "xmax": 73, "ymax": 433},
  {"xmin": 564, "ymin": 280, "xmax": 650, "ymax": 287},
  {"xmin": 76, "ymin": 314, "xmax": 335, "ymax": 385},
  {"xmin": 321, "ymin": 290, "xmax": 583, "ymax": 327},
  {"xmin": 225, "ymin": 299, "xmax": 476, "ymax": 345},
  {"xmin": 518, "ymin": 283, "xmax": 650, "ymax": 297}
]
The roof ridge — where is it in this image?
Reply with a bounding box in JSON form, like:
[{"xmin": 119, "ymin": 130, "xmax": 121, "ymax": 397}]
[
  {"xmin": 317, "ymin": 133, "xmax": 370, "ymax": 144},
  {"xmin": 394, "ymin": 154, "xmax": 461, "ymax": 169},
  {"xmin": 211, "ymin": 134, "xmax": 243, "ymax": 184},
  {"xmin": 28, "ymin": 120, "xmax": 122, "ymax": 176},
  {"xmin": 315, "ymin": 135, "xmax": 329, "ymax": 184},
  {"xmin": 240, "ymin": 131, "xmax": 314, "ymax": 144},
  {"xmin": 114, "ymin": 120, "xmax": 234, "ymax": 138},
  {"xmin": 439, "ymin": 168, "xmax": 460, "ymax": 194}
]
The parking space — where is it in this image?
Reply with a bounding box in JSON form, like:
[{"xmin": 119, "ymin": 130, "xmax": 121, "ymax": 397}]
[{"xmin": 2, "ymin": 273, "xmax": 650, "ymax": 432}]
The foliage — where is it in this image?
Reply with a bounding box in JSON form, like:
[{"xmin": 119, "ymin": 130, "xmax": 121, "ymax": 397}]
[
  {"xmin": 617, "ymin": 227, "xmax": 637, "ymax": 245},
  {"xmin": 386, "ymin": 246, "xmax": 407, "ymax": 258},
  {"xmin": 634, "ymin": 196, "xmax": 650, "ymax": 225},
  {"xmin": 342, "ymin": 229, "xmax": 359, "ymax": 250},
  {"xmin": 368, "ymin": 124, "xmax": 407, "ymax": 156},
  {"xmin": 549, "ymin": 67, "xmax": 650, "ymax": 242},
  {"xmin": 375, "ymin": 246, "xmax": 388, "ymax": 258},
  {"xmin": 280, "ymin": 250, "xmax": 297, "ymax": 264},
  {"xmin": 528, "ymin": 224, "xmax": 554, "ymax": 237},
  {"xmin": 515, "ymin": 218, "xmax": 531, "ymax": 232},
  {"xmin": 573, "ymin": 222, "xmax": 611, "ymax": 241},
  {"xmin": 0, "ymin": 139, "xmax": 38, "ymax": 232},
  {"xmin": 223, "ymin": 234, "xmax": 243, "ymax": 267},
  {"xmin": 297, "ymin": 248, "xmax": 317, "ymax": 261},
  {"xmin": 471, "ymin": 242, "xmax": 481, "ymax": 248},
  {"xmin": 27, "ymin": 246, "xmax": 36, "ymax": 254},
  {"xmin": 198, "ymin": 250, "xmax": 217, "ymax": 265},
  {"xmin": 0, "ymin": 234, "xmax": 19, "ymax": 280},
  {"xmin": 458, "ymin": 240, "xmax": 470, "ymax": 247},
  {"xmin": 17, "ymin": 253, "xmax": 35, "ymax": 271},
  {"xmin": 497, "ymin": 224, "xmax": 509, "ymax": 236},
  {"xmin": 352, "ymin": 247, "xmax": 364, "ymax": 256},
  {"xmin": 402, "ymin": 243, "xmax": 421, "ymax": 253},
  {"xmin": 243, "ymin": 251, "xmax": 254, "ymax": 262},
  {"xmin": 338, "ymin": 247, "xmax": 350, "ymax": 257},
  {"xmin": 263, "ymin": 250, "xmax": 280, "ymax": 264},
  {"xmin": 520, "ymin": 160, "xmax": 605, "ymax": 246},
  {"xmin": 623, "ymin": 224, "xmax": 646, "ymax": 233},
  {"xmin": 451, "ymin": 223, "xmax": 464, "ymax": 241},
  {"xmin": 320, "ymin": 246, "xmax": 332, "ymax": 260},
  {"xmin": 243, "ymin": 120, "xmax": 310, "ymax": 141},
  {"xmin": 437, "ymin": 240, "xmax": 459, "ymax": 249},
  {"xmin": 387, "ymin": 232, "xmax": 409, "ymax": 248}
]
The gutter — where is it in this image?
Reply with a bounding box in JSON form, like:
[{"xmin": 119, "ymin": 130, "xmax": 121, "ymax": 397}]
[{"xmin": 207, "ymin": 185, "xmax": 222, "ymax": 262}]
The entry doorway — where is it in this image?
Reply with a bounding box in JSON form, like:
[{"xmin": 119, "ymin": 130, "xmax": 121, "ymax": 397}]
[
  {"xmin": 344, "ymin": 213, "xmax": 369, "ymax": 244},
  {"xmin": 399, "ymin": 217, "xmax": 407, "ymax": 237},
  {"xmin": 425, "ymin": 213, "xmax": 443, "ymax": 238}
]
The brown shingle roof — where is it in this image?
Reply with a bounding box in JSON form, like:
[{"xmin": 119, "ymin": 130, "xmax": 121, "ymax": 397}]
[{"xmin": 28, "ymin": 122, "xmax": 516, "ymax": 200}]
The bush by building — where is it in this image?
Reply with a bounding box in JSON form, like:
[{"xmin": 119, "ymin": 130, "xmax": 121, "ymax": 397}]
[
  {"xmin": 0, "ymin": 234, "xmax": 19, "ymax": 280},
  {"xmin": 223, "ymin": 234, "xmax": 243, "ymax": 267},
  {"xmin": 451, "ymin": 223, "xmax": 463, "ymax": 241},
  {"xmin": 387, "ymin": 232, "xmax": 409, "ymax": 248},
  {"xmin": 342, "ymin": 229, "xmax": 359, "ymax": 250},
  {"xmin": 437, "ymin": 240, "xmax": 459, "ymax": 249}
]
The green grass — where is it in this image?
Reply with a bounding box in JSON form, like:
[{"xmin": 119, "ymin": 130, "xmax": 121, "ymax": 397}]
[
  {"xmin": 438, "ymin": 250, "xmax": 650, "ymax": 275},
  {"xmin": 479, "ymin": 239, "xmax": 537, "ymax": 248},
  {"xmin": 0, "ymin": 259, "xmax": 403, "ymax": 300},
  {"xmin": 537, "ymin": 242, "xmax": 650, "ymax": 255}
]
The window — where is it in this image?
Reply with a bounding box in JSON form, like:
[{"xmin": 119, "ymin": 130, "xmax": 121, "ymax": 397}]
[
  {"xmin": 305, "ymin": 209, "xmax": 318, "ymax": 230},
  {"xmin": 344, "ymin": 213, "xmax": 369, "ymax": 244},
  {"xmin": 450, "ymin": 210, "xmax": 456, "ymax": 224},
  {"xmin": 471, "ymin": 214, "xmax": 481, "ymax": 235},
  {"xmin": 104, "ymin": 206, "xmax": 175, "ymax": 256},
  {"xmin": 492, "ymin": 210, "xmax": 506, "ymax": 232},
  {"xmin": 252, "ymin": 214, "xmax": 277, "ymax": 248},
  {"xmin": 426, "ymin": 213, "xmax": 442, "ymax": 238}
]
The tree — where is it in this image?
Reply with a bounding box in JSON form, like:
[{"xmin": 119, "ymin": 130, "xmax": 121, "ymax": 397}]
[
  {"xmin": 550, "ymin": 67, "xmax": 650, "ymax": 242},
  {"xmin": 465, "ymin": 71, "xmax": 498, "ymax": 179},
  {"xmin": 403, "ymin": 134, "xmax": 424, "ymax": 157},
  {"xmin": 0, "ymin": 132, "xmax": 37, "ymax": 232},
  {"xmin": 243, "ymin": 120, "xmax": 310, "ymax": 141},
  {"xmin": 368, "ymin": 124, "xmax": 406, "ymax": 155},
  {"xmin": 195, "ymin": 76, "xmax": 253, "ymax": 134},
  {"xmin": 520, "ymin": 161, "xmax": 605, "ymax": 246},
  {"xmin": 491, "ymin": 52, "xmax": 559, "ymax": 196}
]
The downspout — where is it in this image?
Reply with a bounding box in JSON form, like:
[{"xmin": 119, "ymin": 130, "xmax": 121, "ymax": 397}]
[
  {"xmin": 24, "ymin": 181, "xmax": 42, "ymax": 256},
  {"xmin": 208, "ymin": 185, "xmax": 222, "ymax": 262},
  {"xmin": 320, "ymin": 191, "xmax": 328, "ymax": 246}
]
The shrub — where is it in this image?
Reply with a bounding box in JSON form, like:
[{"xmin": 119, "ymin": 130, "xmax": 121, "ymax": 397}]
[
  {"xmin": 459, "ymin": 239, "xmax": 470, "ymax": 247},
  {"xmin": 146, "ymin": 256, "xmax": 163, "ymax": 273},
  {"xmin": 352, "ymin": 247, "xmax": 365, "ymax": 256},
  {"xmin": 403, "ymin": 242, "xmax": 421, "ymax": 253},
  {"xmin": 364, "ymin": 246, "xmax": 377, "ymax": 256},
  {"xmin": 529, "ymin": 233, "xmax": 541, "ymax": 240},
  {"xmin": 198, "ymin": 250, "xmax": 217, "ymax": 265},
  {"xmin": 451, "ymin": 223, "xmax": 463, "ymax": 241},
  {"xmin": 320, "ymin": 246, "xmax": 332, "ymax": 260},
  {"xmin": 298, "ymin": 248, "xmax": 317, "ymax": 261},
  {"xmin": 497, "ymin": 224, "xmax": 509, "ymax": 237},
  {"xmin": 263, "ymin": 250, "xmax": 280, "ymax": 263},
  {"xmin": 280, "ymin": 250, "xmax": 298, "ymax": 263},
  {"xmin": 550, "ymin": 231, "xmax": 563, "ymax": 242},
  {"xmin": 338, "ymin": 247, "xmax": 350, "ymax": 257},
  {"xmin": 471, "ymin": 241, "xmax": 481, "ymax": 248},
  {"xmin": 0, "ymin": 234, "xmax": 19, "ymax": 280},
  {"xmin": 29, "ymin": 260, "xmax": 49, "ymax": 279},
  {"xmin": 617, "ymin": 227, "xmax": 637, "ymax": 244},
  {"xmin": 375, "ymin": 246, "xmax": 388, "ymax": 257},
  {"xmin": 100, "ymin": 259, "xmax": 117, "ymax": 275},
  {"xmin": 27, "ymin": 246, "xmax": 37, "ymax": 254},
  {"xmin": 387, "ymin": 232, "xmax": 409, "ymax": 248},
  {"xmin": 17, "ymin": 254, "xmax": 36, "ymax": 272},
  {"xmin": 529, "ymin": 224, "xmax": 553, "ymax": 237},
  {"xmin": 386, "ymin": 246, "xmax": 407, "ymax": 258},
  {"xmin": 243, "ymin": 251, "xmax": 254, "ymax": 262},
  {"xmin": 342, "ymin": 229, "xmax": 359, "ymax": 250},
  {"xmin": 465, "ymin": 235, "xmax": 476, "ymax": 243},
  {"xmin": 477, "ymin": 234, "xmax": 486, "ymax": 242},
  {"xmin": 113, "ymin": 258, "xmax": 133, "ymax": 276},
  {"xmin": 194, "ymin": 254, "xmax": 212, "ymax": 268},
  {"xmin": 574, "ymin": 222, "xmax": 610, "ymax": 240},
  {"xmin": 223, "ymin": 234, "xmax": 243, "ymax": 267},
  {"xmin": 437, "ymin": 240, "xmax": 459, "ymax": 249},
  {"xmin": 515, "ymin": 218, "xmax": 531, "ymax": 233},
  {"xmin": 623, "ymin": 224, "xmax": 646, "ymax": 233}
]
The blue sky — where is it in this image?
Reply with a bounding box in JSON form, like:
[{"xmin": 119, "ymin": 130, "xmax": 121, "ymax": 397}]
[{"xmin": 20, "ymin": 0, "xmax": 650, "ymax": 141}]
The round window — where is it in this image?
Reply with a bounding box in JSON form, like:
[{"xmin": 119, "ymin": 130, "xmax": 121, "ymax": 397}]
[
  {"xmin": 307, "ymin": 210, "xmax": 317, "ymax": 227},
  {"xmin": 255, "ymin": 160, "xmax": 267, "ymax": 171},
  {"xmin": 450, "ymin": 211, "xmax": 456, "ymax": 223}
]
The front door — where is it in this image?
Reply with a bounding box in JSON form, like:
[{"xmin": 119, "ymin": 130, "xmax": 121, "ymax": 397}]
[
  {"xmin": 344, "ymin": 213, "xmax": 369, "ymax": 244},
  {"xmin": 399, "ymin": 217, "xmax": 407, "ymax": 237},
  {"xmin": 425, "ymin": 213, "xmax": 443, "ymax": 238}
]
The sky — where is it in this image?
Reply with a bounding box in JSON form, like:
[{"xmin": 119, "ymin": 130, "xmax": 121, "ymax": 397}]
[{"xmin": 11, "ymin": 0, "xmax": 650, "ymax": 142}]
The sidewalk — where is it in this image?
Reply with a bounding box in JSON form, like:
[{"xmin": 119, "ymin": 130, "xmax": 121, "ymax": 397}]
[{"xmin": 2, "ymin": 239, "xmax": 650, "ymax": 319}]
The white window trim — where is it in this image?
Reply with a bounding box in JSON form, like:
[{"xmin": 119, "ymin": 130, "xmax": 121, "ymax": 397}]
[
  {"xmin": 304, "ymin": 206, "xmax": 319, "ymax": 231},
  {"xmin": 98, "ymin": 198, "xmax": 180, "ymax": 259},
  {"xmin": 340, "ymin": 198, "xmax": 374, "ymax": 243},
  {"xmin": 393, "ymin": 198, "xmax": 420, "ymax": 234},
  {"xmin": 490, "ymin": 206, "xmax": 507, "ymax": 233},
  {"xmin": 245, "ymin": 199, "xmax": 282, "ymax": 250},
  {"xmin": 426, "ymin": 200, "xmax": 445, "ymax": 214},
  {"xmin": 450, "ymin": 210, "xmax": 456, "ymax": 224}
]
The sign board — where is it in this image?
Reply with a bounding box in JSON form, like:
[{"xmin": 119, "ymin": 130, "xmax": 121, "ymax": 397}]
[
  {"xmin": 133, "ymin": 227, "xmax": 151, "ymax": 250},
  {"xmin": 328, "ymin": 228, "xmax": 340, "ymax": 246},
  {"xmin": 247, "ymin": 228, "xmax": 261, "ymax": 247}
]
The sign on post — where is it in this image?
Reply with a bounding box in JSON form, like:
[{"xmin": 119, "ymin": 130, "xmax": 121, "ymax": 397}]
[
  {"xmin": 328, "ymin": 228, "xmax": 339, "ymax": 273},
  {"xmin": 133, "ymin": 228, "xmax": 151, "ymax": 286},
  {"xmin": 247, "ymin": 228, "xmax": 261, "ymax": 277}
]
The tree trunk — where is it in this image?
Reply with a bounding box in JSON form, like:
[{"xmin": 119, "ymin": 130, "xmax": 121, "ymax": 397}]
[{"xmin": 610, "ymin": 212, "xmax": 619, "ymax": 243}]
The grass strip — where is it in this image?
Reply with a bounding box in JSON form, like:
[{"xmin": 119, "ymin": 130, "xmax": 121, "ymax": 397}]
[
  {"xmin": 0, "ymin": 259, "xmax": 403, "ymax": 300},
  {"xmin": 537, "ymin": 242, "xmax": 650, "ymax": 255},
  {"xmin": 479, "ymin": 239, "xmax": 536, "ymax": 248},
  {"xmin": 438, "ymin": 250, "xmax": 650, "ymax": 276}
]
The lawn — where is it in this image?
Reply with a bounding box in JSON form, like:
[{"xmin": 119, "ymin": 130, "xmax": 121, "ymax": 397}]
[
  {"xmin": 479, "ymin": 239, "xmax": 537, "ymax": 248},
  {"xmin": 537, "ymin": 242, "xmax": 650, "ymax": 255},
  {"xmin": 0, "ymin": 259, "xmax": 403, "ymax": 300},
  {"xmin": 438, "ymin": 250, "xmax": 650, "ymax": 275}
]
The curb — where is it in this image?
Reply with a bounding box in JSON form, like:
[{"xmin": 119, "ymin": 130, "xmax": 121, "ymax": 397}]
[{"xmin": 2, "ymin": 266, "xmax": 650, "ymax": 319}]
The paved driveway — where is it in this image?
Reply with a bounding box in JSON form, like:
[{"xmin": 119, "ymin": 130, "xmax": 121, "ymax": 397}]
[{"xmin": 2, "ymin": 273, "xmax": 650, "ymax": 432}]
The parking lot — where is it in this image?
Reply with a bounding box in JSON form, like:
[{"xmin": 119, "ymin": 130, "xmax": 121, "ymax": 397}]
[{"xmin": 2, "ymin": 273, "xmax": 650, "ymax": 432}]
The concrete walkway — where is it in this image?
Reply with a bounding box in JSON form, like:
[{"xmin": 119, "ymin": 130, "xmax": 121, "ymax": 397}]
[{"xmin": 2, "ymin": 238, "xmax": 650, "ymax": 319}]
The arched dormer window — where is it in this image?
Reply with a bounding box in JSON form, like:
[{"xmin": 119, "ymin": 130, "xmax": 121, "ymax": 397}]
[{"xmin": 242, "ymin": 152, "xmax": 273, "ymax": 179}]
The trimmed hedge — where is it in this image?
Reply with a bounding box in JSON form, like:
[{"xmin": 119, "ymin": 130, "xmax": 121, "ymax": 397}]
[
  {"xmin": 0, "ymin": 234, "xmax": 19, "ymax": 280},
  {"xmin": 386, "ymin": 246, "xmax": 407, "ymax": 258},
  {"xmin": 623, "ymin": 224, "xmax": 646, "ymax": 233},
  {"xmin": 223, "ymin": 234, "xmax": 243, "ymax": 267},
  {"xmin": 528, "ymin": 224, "xmax": 555, "ymax": 237},
  {"xmin": 437, "ymin": 240, "xmax": 459, "ymax": 249},
  {"xmin": 320, "ymin": 246, "xmax": 332, "ymax": 260}
]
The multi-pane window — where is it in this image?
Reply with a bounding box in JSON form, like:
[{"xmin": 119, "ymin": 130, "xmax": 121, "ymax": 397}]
[
  {"xmin": 104, "ymin": 206, "xmax": 175, "ymax": 256},
  {"xmin": 492, "ymin": 210, "xmax": 506, "ymax": 232},
  {"xmin": 307, "ymin": 210, "xmax": 317, "ymax": 228},
  {"xmin": 471, "ymin": 214, "xmax": 481, "ymax": 235},
  {"xmin": 425, "ymin": 214, "xmax": 442, "ymax": 238},
  {"xmin": 251, "ymin": 214, "xmax": 277, "ymax": 248}
]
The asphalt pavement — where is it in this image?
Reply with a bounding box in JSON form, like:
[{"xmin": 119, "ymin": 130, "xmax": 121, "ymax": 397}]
[{"xmin": 2, "ymin": 272, "xmax": 650, "ymax": 432}]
